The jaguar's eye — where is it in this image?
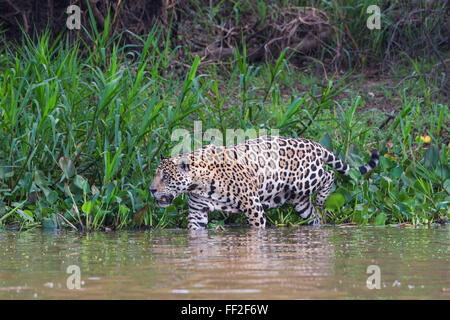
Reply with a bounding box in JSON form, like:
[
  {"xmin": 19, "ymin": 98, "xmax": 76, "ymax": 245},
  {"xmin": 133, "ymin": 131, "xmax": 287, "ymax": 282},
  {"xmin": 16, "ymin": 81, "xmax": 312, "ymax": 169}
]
[{"xmin": 161, "ymin": 174, "xmax": 168, "ymax": 182}]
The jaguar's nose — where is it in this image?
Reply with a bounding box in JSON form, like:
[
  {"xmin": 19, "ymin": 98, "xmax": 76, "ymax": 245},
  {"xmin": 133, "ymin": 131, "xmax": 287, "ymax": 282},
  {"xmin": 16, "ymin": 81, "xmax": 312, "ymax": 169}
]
[{"xmin": 149, "ymin": 188, "xmax": 157, "ymax": 195}]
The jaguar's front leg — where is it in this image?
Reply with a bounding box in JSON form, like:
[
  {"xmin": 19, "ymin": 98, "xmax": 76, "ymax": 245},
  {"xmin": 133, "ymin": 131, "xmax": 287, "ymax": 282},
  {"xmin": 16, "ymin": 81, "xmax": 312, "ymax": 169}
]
[
  {"xmin": 187, "ymin": 194, "xmax": 209, "ymax": 230},
  {"xmin": 241, "ymin": 196, "xmax": 266, "ymax": 229}
]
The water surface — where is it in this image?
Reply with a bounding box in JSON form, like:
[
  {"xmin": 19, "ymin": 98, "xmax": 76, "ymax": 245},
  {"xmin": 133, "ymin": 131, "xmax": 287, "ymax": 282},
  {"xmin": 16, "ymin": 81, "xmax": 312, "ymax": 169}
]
[{"xmin": 0, "ymin": 226, "xmax": 448, "ymax": 299}]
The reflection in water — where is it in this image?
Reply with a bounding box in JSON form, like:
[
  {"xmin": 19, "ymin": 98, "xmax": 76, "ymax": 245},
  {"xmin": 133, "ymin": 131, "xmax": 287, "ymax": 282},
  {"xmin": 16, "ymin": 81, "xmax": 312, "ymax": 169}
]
[
  {"xmin": 151, "ymin": 228, "xmax": 335, "ymax": 299},
  {"xmin": 0, "ymin": 226, "xmax": 448, "ymax": 299}
]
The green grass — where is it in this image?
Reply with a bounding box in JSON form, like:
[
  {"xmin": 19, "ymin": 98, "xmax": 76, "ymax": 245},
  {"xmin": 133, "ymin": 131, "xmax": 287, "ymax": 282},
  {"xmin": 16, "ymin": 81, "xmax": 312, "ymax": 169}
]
[
  {"xmin": 0, "ymin": 22, "xmax": 208, "ymax": 231},
  {"xmin": 0, "ymin": 2, "xmax": 448, "ymax": 231}
]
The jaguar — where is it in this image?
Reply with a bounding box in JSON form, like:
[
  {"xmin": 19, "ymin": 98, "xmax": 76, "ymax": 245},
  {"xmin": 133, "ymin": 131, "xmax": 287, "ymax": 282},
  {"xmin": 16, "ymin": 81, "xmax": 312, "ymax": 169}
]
[{"xmin": 149, "ymin": 136, "xmax": 379, "ymax": 230}]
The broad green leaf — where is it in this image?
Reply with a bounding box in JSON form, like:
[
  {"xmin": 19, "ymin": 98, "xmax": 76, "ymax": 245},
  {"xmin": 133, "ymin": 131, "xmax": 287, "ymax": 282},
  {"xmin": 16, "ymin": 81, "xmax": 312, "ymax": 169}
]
[
  {"xmin": 325, "ymin": 193, "xmax": 345, "ymax": 210},
  {"xmin": 34, "ymin": 169, "xmax": 48, "ymax": 188},
  {"xmin": 391, "ymin": 166, "xmax": 403, "ymax": 179},
  {"xmin": 348, "ymin": 167, "xmax": 361, "ymax": 181},
  {"xmin": 46, "ymin": 190, "xmax": 58, "ymax": 205},
  {"xmin": 82, "ymin": 201, "xmax": 94, "ymax": 215},
  {"xmin": 319, "ymin": 133, "xmax": 333, "ymax": 151},
  {"xmin": 74, "ymin": 175, "xmax": 89, "ymax": 193},
  {"xmin": 374, "ymin": 213, "xmax": 386, "ymax": 226},
  {"xmin": 17, "ymin": 209, "xmax": 34, "ymax": 222},
  {"xmin": 58, "ymin": 157, "xmax": 76, "ymax": 179},
  {"xmin": 42, "ymin": 217, "xmax": 57, "ymax": 230}
]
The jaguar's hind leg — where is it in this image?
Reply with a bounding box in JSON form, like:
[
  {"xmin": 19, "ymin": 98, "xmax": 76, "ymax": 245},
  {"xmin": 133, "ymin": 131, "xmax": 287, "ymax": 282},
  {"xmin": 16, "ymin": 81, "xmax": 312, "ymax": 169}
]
[
  {"xmin": 315, "ymin": 171, "xmax": 335, "ymax": 208},
  {"xmin": 294, "ymin": 195, "xmax": 321, "ymax": 225}
]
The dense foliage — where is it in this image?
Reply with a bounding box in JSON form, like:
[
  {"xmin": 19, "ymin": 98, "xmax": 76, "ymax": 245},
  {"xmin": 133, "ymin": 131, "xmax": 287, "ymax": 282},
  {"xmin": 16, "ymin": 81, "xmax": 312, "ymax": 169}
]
[{"xmin": 0, "ymin": 1, "xmax": 448, "ymax": 230}]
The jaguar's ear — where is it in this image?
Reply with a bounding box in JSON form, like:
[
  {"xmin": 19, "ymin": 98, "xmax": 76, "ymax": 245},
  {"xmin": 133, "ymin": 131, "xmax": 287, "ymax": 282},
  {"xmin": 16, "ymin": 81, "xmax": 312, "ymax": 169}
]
[
  {"xmin": 160, "ymin": 153, "xmax": 165, "ymax": 161},
  {"xmin": 178, "ymin": 159, "xmax": 190, "ymax": 172}
]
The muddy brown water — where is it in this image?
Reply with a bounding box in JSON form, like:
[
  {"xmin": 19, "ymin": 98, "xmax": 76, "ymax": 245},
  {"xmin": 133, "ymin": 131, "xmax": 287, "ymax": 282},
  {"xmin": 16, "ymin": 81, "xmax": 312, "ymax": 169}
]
[{"xmin": 0, "ymin": 225, "xmax": 448, "ymax": 299}]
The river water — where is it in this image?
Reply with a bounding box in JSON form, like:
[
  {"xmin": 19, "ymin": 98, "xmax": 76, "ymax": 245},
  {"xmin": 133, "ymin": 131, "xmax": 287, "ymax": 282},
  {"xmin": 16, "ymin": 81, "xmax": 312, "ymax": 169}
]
[{"xmin": 0, "ymin": 225, "xmax": 448, "ymax": 299}]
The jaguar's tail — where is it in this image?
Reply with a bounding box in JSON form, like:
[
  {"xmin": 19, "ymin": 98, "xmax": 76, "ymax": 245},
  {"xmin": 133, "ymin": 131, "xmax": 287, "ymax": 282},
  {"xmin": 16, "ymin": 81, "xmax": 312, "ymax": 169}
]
[{"xmin": 322, "ymin": 148, "xmax": 379, "ymax": 175}]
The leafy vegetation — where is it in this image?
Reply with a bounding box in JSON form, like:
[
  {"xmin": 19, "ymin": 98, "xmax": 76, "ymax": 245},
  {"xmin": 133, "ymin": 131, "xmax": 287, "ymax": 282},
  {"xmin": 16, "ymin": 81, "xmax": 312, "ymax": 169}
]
[{"xmin": 0, "ymin": 1, "xmax": 448, "ymax": 231}]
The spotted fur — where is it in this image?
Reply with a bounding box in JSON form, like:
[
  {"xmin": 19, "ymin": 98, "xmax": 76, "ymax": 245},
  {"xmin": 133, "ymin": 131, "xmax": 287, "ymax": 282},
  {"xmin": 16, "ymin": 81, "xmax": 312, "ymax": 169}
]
[{"xmin": 149, "ymin": 136, "xmax": 379, "ymax": 230}]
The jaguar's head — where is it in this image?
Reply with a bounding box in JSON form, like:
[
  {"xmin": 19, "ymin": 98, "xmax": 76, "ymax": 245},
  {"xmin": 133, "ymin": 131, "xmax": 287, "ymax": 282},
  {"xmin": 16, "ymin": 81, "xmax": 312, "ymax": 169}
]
[{"xmin": 149, "ymin": 155, "xmax": 192, "ymax": 207}]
